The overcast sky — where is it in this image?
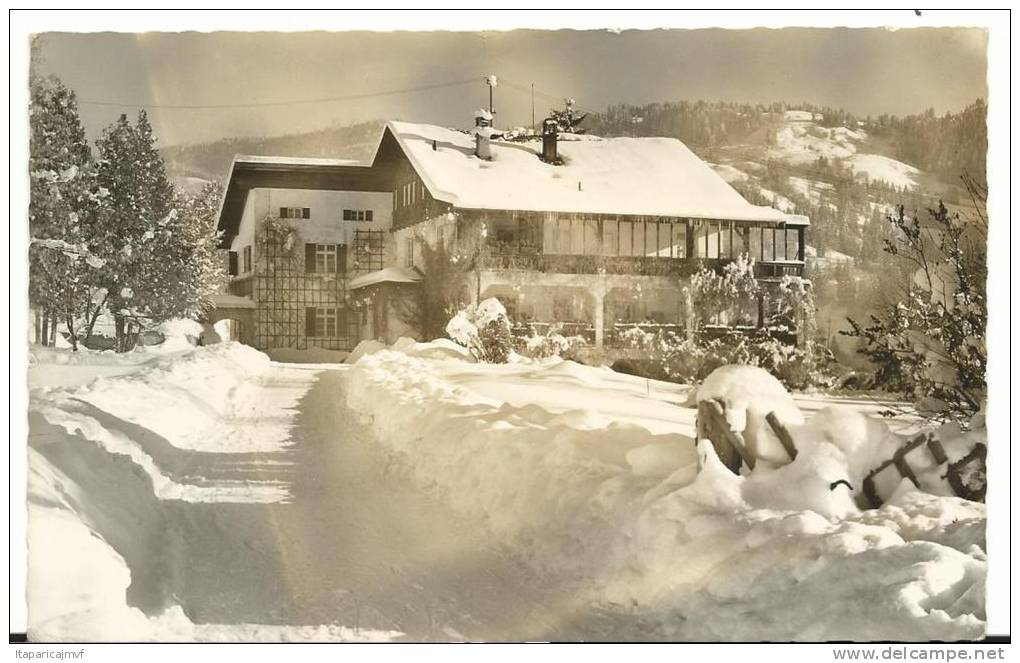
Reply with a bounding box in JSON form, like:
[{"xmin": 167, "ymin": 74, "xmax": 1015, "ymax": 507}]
[{"xmin": 32, "ymin": 27, "xmax": 987, "ymax": 147}]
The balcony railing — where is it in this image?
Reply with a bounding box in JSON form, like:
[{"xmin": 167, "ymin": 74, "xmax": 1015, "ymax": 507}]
[
  {"xmin": 511, "ymin": 321, "xmax": 798, "ymax": 349},
  {"xmin": 483, "ymin": 252, "xmax": 804, "ymax": 278},
  {"xmin": 512, "ymin": 321, "xmax": 597, "ymax": 344}
]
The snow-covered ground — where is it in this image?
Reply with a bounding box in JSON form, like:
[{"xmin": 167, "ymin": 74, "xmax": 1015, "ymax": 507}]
[
  {"xmin": 757, "ymin": 187, "xmax": 797, "ymax": 213},
  {"xmin": 27, "ymin": 343, "xmax": 405, "ymax": 641},
  {"xmin": 27, "ymin": 341, "xmax": 626, "ymax": 641},
  {"xmin": 709, "ymin": 163, "xmax": 750, "ymax": 184},
  {"xmin": 788, "ymin": 175, "xmax": 834, "ymax": 206},
  {"xmin": 848, "ymin": 153, "xmax": 921, "ymax": 190},
  {"xmin": 770, "ymin": 113, "xmax": 919, "ymax": 190},
  {"xmin": 26, "ymin": 338, "xmax": 986, "ymax": 642},
  {"xmin": 345, "ymin": 342, "xmax": 986, "ymax": 641}
]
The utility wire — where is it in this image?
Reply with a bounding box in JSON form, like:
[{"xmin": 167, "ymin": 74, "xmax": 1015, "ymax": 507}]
[
  {"xmin": 500, "ymin": 78, "xmax": 596, "ymax": 117},
  {"xmin": 77, "ymin": 77, "xmax": 479, "ymax": 110}
]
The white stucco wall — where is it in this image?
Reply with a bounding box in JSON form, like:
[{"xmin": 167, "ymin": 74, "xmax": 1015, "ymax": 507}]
[
  {"xmin": 228, "ymin": 192, "xmax": 257, "ymax": 254},
  {"xmin": 229, "ymin": 187, "xmax": 394, "ymax": 253},
  {"xmin": 392, "ymin": 213, "xmax": 458, "ymax": 271}
]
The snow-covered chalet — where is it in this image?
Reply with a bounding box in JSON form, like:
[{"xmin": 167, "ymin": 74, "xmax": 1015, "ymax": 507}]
[{"xmin": 212, "ymin": 116, "xmax": 809, "ymax": 355}]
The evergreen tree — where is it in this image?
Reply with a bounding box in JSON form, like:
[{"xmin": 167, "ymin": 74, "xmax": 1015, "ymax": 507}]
[
  {"xmin": 96, "ymin": 111, "xmax": 224, "ymax": 349},
  {"xmin": 96, "ymin": 113, "xmax": 147, "ymax": 347},
  {"xmin": 28, "ymin": 75, "xmax": 109, "ymax": 349},
  {"xmin": 549, "ymin": 98, "xmax": 588, "ymax": 134},
  {"xmin": 155, "ymin": 181, "xmax": 227, "ymax": 320}
]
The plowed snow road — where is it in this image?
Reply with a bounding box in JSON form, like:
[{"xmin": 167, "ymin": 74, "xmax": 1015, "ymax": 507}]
[{"xmin": 166, "ymin": 365, "xmax": 624, "ymax": 641}]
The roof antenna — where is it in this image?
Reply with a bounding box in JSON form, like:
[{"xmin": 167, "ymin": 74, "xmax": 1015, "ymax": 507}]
[{"xmin": 484, "ymin": 74, "xmax": 498, "ymax": 116}]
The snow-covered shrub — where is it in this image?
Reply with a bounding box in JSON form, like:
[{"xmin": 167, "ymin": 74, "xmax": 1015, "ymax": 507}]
[
  {"xmin": 619, "ymin": 327, "xmax": 830, "ymax": 390},
  {"xmin": 845, "ymin": 199, "xmax": 986, "ymax": 426},
  {"xmin": 686, "ymin": 254, "xmax": 761, "ymax": 328},
  {"xmin": 515, "ymin": 325, "xmax": 588, "ymax": 361},
  {"xmin": 445, "ymin": 298, "xmax": 513, "ymax": 363},
  {"xmin": 617, "ymin": 325, "xmax": 655, "ymax": 351}
]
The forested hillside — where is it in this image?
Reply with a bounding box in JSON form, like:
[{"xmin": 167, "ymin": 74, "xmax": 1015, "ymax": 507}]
[
  {"xmin": 587, "ymin": 99, "xmax": 987, "ymax": 189},
  {"xmin": 162, "ymin": 120, "xmax": 384, "ymax": 181}
]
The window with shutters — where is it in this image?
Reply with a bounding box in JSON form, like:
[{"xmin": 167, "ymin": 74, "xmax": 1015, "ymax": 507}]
[
  {"xmin": 315, "ymin": 244, "xmax": 338, "ymax": 273},
  {"xmin": 342, "ymin": 209, "xmax": 374, "ymax": 222},
  {"xmin": 316, "ymin": 308, "xmax": 337, "ymax": 337},
  {"xmin": 227, "ymin": 251, "xmax": 238, "ymax": 276},
  {"xmin": 279, "ymin": 207, "xmax": 310, "ymax": 219},
  {"xmin": 242, "ymin": 245, "xmax": 252, "ymax": 273}
]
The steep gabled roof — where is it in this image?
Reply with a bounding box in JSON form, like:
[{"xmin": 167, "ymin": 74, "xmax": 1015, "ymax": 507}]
[
  {"xmin": 385, "ymin": 121, "xmax": 795, "ymax": 224},
  {"xmin": 215, "ymin": 122, "xmax": 804, "ymax": 248},
  {"xmin": 215, "ymin": 153, "xmax": 392, "ymax": 248}
]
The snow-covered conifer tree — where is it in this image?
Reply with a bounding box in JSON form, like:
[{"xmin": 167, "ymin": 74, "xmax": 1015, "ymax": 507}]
[
  {"xmin": 549, "ymin": 98, "xmax": 588, "ymax": 134},
  {"xmin": 96, "ymin": 111, "xmax": 222, "ymax": 349},
  {"xmin": 28, "ymin": 75, "xmax": 110, "ymax": 349}
]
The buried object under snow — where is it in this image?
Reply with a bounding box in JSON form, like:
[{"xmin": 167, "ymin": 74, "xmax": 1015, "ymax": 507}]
[{"xmin": 694, "ymin": 365, "xmax": 987, "ymax": 510}]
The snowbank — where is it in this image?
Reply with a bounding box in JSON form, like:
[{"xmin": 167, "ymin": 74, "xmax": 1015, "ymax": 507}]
[
  {"xmin": 27, "ymin": 451, "xmax": 400, "ymax": 642},
  {"xmin": 346, "ymin": 348, "xmax": 986, "ymax": 641},
  {"xmin": 28, "ymin": 344, "xmax": 399, "ymax": 641},
  {"xmin": 51, "ymin": 343, "xmax": 283, "ymax": 454}
]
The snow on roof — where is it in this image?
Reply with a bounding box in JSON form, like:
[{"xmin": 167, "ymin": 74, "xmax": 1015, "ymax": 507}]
[
  {"xmin": 349, "ymin": 266, "xmax": 423, "ymax": 290},
  {"xmin": 387, "ymin": 121, "xmax": 793, "ymax": 224},
  {"xmin": 209, "ymin": 293, "xmax": 257, "ymax": 309},
  {"xmin": 233, "ymin": 154, "xmax": 367, "ymax": 168}
]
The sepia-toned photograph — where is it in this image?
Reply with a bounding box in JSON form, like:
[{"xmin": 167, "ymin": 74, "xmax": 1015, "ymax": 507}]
[{"xmin": 10, "ymin": 9, "xmax": 1008, "ymax": 651}]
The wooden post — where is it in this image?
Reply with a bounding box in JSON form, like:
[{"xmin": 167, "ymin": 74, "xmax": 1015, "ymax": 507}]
[
  {"xmin": 697, "ymin": 398, "xmax": 755, "ymax": 474},
  {"xmin": 925, "ymin": 435, "xmax": 949, "ymax": 464},
  {"xmin": 766, "ymin": 412, "xmax": 798, "ymax": 461}
]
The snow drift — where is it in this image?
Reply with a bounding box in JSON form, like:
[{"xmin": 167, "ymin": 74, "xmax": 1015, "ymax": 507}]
[
  {"xmin": 27, "ymin": 343, "xmax": 399, "ymax": 641},
  {"xmin": 346, "ymin": 346, "xmax": 986, "ymax": 641}
]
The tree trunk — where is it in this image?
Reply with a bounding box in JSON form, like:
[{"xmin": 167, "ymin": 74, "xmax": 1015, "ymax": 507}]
[
  {"xmin": 114, "ymin": 314, "xmax": 126, "ymax": 353},
  {"xmin": 65, "ymin": 314, "xmax": 78, "ymax": 352},
  {"xmin": 84, "ymin": 293, "xmax": 108, "ymax": 340},
  {"xmin": 36, "ymin": 311, "xmax": 45, "ymax": 345},
  {"xmin": 49, "ymin": 315, "xmax": 58, "ymax": 348}
]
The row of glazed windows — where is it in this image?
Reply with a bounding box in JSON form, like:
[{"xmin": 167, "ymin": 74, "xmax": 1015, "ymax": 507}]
[{"xmin": 510, "ymin": 217, "xmax": 804, "ymax": 261}]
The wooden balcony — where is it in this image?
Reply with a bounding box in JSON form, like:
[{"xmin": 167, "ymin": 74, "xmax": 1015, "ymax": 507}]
[{"xmin": 483, "ymin": 251, "xmax": 804, "ymax": 278}]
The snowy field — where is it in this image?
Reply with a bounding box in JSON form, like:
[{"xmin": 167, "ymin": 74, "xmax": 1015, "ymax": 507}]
[
  {"xmin": 346, "ymin": 341, "xmax": 986, "ymax": 641},
  {"xmin": 25, "ymin": 338, "xmax": 986, "ymax": 642},
  {"xmin": 771, "ymin": 113, "xmax": 919, "ymax": 189}
]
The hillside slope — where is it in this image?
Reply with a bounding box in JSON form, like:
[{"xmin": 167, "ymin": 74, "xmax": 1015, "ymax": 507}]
[{"xmin": 163, "ymin": 120, "xmax": 384, "ymax": 181}]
